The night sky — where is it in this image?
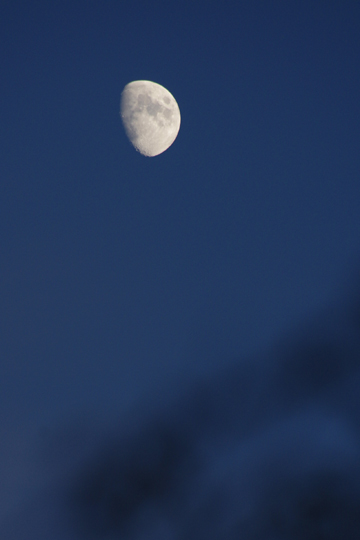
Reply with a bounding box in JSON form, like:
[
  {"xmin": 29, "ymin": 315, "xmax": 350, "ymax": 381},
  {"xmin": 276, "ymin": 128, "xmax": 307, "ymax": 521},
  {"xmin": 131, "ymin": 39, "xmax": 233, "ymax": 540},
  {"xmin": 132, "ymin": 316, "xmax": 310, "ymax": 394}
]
[{"xmin": 1, "ymin": 2, "xmax": 360, "ymax": 536}]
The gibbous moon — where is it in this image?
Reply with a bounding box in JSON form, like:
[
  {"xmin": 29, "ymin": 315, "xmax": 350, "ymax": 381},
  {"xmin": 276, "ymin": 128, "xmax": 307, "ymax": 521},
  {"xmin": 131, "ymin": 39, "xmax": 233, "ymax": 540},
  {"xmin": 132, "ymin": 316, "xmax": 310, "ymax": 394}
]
[{"xmin": 120, "ymin": 80, "xmax": 181, "ymax": 157}]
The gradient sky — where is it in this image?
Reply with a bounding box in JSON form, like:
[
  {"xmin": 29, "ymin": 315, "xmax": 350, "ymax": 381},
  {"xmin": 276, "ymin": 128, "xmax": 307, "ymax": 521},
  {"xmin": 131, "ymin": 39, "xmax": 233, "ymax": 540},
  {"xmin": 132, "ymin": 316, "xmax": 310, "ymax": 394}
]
[{"xmin": 1, "ymin": 1, "xmax": 360, "ymax": 429}]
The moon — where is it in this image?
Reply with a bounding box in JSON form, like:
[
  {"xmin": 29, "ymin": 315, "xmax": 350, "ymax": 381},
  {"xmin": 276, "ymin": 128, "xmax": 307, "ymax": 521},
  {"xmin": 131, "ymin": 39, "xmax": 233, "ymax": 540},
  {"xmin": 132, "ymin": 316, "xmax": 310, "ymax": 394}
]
[{"xmin": 120, "ymin": 80, "xmax": 181, "ymax": 157}]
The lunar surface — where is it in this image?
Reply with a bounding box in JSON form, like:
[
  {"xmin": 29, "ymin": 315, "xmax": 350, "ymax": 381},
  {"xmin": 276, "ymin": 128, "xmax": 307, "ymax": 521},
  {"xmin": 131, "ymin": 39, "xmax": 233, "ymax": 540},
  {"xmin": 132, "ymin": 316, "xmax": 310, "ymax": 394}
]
[{"xmin": 120, "ymin": 80, "xmax": 181, "ymax": 157}]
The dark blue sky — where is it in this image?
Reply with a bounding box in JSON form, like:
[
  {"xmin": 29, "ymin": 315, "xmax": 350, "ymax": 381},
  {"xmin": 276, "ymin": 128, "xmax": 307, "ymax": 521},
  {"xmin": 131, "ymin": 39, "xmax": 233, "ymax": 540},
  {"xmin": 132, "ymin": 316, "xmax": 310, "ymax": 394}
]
[{"xmin": 1, "ymin": 1, "xmax": 360, "ymax": 425}]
